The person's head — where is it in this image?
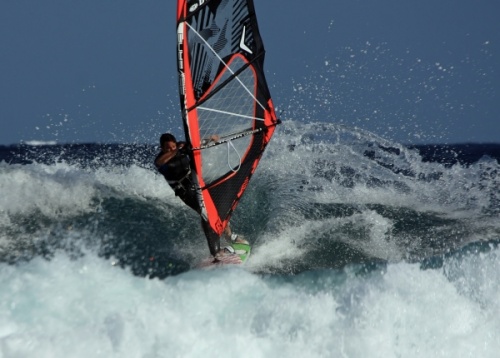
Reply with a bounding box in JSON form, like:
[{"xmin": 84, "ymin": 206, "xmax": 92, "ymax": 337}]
[{"xmin": 160, "ymin": 133, "xmax": 177, "ymax": 152}]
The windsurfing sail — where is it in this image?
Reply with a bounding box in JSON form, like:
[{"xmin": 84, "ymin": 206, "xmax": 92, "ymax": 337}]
[{"xmin": 176, "ymin": 0, "xmax": 279, "ymax": 249}]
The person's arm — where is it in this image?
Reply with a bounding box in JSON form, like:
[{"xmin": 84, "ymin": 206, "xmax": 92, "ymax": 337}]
[{"xmin": 155, "ymin": 149, "xmax": 177, "ymax": 167}]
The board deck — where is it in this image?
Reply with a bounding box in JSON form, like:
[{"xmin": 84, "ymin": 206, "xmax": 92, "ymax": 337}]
[{"xmin": 198, "ymin": 242, "xmax": 251, "ymax": 268}]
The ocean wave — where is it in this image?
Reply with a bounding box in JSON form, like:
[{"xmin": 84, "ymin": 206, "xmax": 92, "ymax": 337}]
[{"xmin": 0, "ymin": 121, "xmax": 499, "ymax": 276}]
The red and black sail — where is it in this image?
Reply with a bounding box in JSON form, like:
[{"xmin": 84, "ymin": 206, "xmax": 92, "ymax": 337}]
[{"xmin": 176, "ymin": 0, "xmax": 279, "ymax": 240}]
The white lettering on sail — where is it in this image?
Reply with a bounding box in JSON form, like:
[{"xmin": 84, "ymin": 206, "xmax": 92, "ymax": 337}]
[{"xmin": 189, "ymin": 0, "xmax": 206, "ymax": 13}]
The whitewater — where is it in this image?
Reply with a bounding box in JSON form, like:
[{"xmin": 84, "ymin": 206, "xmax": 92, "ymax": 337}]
[{"xmin": 1, "ymin": 121, "xmax": 500, "ymax": 357}]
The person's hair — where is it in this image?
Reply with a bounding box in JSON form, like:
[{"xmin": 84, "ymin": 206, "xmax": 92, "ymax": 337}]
[{"xmin": 160, "ymin": 133, "xmax": 176, "ymax": 146}]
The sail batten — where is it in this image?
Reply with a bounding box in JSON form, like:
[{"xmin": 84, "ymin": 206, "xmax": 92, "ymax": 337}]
[
  {"xmin": 197, "ymin": 106, "xmax": 264, "ymax": 121},
  {"xmin": 176, "ymin": 0, "xmax": 279, "ymax": 237}
]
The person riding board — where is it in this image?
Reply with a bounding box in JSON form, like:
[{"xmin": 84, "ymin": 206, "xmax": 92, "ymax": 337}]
[{"xmin": 154, "ymin": 133, "xmax": 247, "ymax": 258}]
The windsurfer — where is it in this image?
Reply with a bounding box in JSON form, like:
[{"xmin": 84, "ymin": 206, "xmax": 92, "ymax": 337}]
[
  {"xmin": 155, "ymin": 132, "xmax": 247, "ymax": 257},
  {"xmin": 155, "ymin": 133, "xmax": 198, "ymax": 211}
]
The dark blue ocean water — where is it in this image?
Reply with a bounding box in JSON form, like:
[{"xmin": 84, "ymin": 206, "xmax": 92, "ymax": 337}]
[{"xmin": 1, "ymin": 121, "xmax": 499, "ymax": 356}]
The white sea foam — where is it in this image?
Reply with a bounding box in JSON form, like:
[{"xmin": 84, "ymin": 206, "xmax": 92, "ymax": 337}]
[
  {"xmin": 0, "ymin": 248, "xmax": 498, "ymax": 358},
  {"xmin": 0, "ymin": 162, "xmax": 177, "ymax": 219},
  {"xmin": 23, "ymin": 140, "xmax": 58, "ymax": 146},
  {"xmin": 266, "ymin": 121, "xmax": 498, "ymax": 215},
  {"xmin": 0, "ymin": 162, "xmax": 97, "ymax": 217}
]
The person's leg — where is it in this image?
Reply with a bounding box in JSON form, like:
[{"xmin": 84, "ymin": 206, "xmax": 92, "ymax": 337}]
[
  {"xmin": 223, "ymin": 222, "xmax": 249, "ymax": 245},
  {"xmin": 177, "ymin": 187, "xmax": 200, "ymax": 213},
  {"xmin": 224, "ymin": 223, "xmax": 232, "ymax": 238}
]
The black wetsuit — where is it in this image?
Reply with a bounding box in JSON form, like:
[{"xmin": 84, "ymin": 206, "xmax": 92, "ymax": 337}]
[
  {"xmin": 155, "ymin": 146, "xmax": 199, "ymax": 213},
  {"xmin": 155, "ymin": 145, "xmax": 221, "ymax": 256}
]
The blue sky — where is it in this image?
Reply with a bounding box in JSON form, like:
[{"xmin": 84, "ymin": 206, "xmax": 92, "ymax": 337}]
[{"xmin": 1, "ymin": 0, "xmax": 498, "ymax": 145}]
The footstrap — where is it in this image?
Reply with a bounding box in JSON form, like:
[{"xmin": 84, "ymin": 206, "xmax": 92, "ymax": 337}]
[{"xmin": 223, "ymin": 246, "xmax": 235, "ymax": 254}]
